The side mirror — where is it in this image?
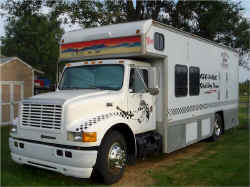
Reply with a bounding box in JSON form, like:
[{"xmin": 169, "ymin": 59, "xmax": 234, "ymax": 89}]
[{"xmin": 148, "ymin": 88, "xmax": 159, "ymax": 96}]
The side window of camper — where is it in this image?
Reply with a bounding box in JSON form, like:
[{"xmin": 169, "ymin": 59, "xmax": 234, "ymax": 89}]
[
  {"xmin": 154, "ymin": 32, "xmax": 164, "ymax": 51},
  {"xmin": 175, "ymin": 65, "xmax": 188, "ymax": 97},
  {"xmin": 189, "ymin": 66, "xmax": 200, "ymax": 96}
]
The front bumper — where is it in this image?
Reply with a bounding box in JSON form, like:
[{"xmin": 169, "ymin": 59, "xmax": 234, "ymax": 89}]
[{"xmin": 9, "ymin": 137, "xmax": 97, "ymax": 178}]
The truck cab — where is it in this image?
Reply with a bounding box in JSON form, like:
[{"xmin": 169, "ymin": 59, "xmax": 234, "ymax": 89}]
[{"xmin": 9, "ymin": 58, "xmax": 160, "ymax": 184}]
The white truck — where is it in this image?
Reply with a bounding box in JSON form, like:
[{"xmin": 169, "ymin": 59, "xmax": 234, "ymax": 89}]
[{"xmin": 9, "ymin": 20, "xmax": 239, "ymax": 184}]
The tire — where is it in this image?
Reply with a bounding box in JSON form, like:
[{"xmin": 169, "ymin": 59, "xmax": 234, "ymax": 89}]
[
  {"xmin": 94, "ymin": 131, "xmax": 127, "ymax": 184},
  {"xmin": 211, "ymin": 113, "xmax": 223, "ymax": 141}
]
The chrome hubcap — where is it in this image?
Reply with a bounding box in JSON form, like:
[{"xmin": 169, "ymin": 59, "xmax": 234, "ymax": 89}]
[
  {"xmin": 214, "ymin": 119, "xmax": 221, "ymax": 136},
  {"xmin": 108, "ymin": 142, "xmax": 126, "ymax": 172}
]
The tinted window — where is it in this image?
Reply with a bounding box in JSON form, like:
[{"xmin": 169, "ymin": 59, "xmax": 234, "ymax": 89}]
[
  {"xmin": 154, "ymin": 32, "xmax": 164, "ymax": 51},
  {"xmin": 175, "ymin": 65, "xmax": 188, "ymax": 97},
  {"xmin": 189, "ymin": 66, "xmax": 200, "ymax": 96}
]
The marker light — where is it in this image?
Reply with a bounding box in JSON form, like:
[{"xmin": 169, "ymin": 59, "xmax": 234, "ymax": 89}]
[
  {"xmin": 82, "ymin": 132, "xmax": 97, "ymax": 142},
  {"xmin": 67, "ymin": 131, "xmax": 97, "ymax": 142}
]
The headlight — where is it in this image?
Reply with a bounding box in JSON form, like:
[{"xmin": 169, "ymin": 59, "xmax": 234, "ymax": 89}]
[
  {"xmin": 67, "ymin": 131, "xmax": 97, "ymax": 142},
  {"xmin": 67, "ymin": 132, "xmax": 82, "ymax": 142}
]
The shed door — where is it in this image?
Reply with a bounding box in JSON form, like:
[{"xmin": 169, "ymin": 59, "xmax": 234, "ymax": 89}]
[{"xmin": 0, "ymin": 81, "xmax": 24, "ymax": 125}]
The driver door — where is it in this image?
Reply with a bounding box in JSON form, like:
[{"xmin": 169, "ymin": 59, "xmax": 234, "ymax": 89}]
[{"xmin": 127, "ymin": 67, "xmax": 156, "ymax": 134}]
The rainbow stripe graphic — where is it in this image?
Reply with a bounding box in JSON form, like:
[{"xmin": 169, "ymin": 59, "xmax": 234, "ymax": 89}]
[{"xmin": 60, "ymin": 36, "xmax": 141, "ymax": 60}]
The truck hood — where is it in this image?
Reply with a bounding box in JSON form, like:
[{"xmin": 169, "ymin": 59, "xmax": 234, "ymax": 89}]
[{"xmin": 23, "ymin": 89, "xmax": 112, "ymax": 105}]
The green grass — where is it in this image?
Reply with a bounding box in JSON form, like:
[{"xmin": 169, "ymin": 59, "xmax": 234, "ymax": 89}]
[
  {"xmin": 151, "ymin": 104, "xmax": 249, "ymax": 186},
  {"xmin": 240, "ymin": 95, "xmax": 249, "ymax": 103}
]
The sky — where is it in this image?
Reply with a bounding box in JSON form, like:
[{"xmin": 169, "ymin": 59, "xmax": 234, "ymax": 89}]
[{"xmin": 0, "ymin": 0, "xmax": 249, "ymax": 81}]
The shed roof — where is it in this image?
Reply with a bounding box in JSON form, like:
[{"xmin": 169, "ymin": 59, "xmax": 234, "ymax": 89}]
[
  {"xmin": 0, "ymin": 56, "xmax": 44, "ymax": 74},
  {"xmin": 0, "ymin": 57, "xmax": 14, "ymax": 64}
]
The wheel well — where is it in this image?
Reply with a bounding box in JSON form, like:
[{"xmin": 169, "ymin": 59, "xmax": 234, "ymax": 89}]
[
  {"xmin": 216, "ymin": 111, "xmax": 225, "ymax": 131},
  {"xmin": 106, "ymin": 123, "xmax": 136, "ymax": 164}
]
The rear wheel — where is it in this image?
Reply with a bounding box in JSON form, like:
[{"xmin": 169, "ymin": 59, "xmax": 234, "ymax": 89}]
[
  {"xmin": 211, "ymin": 113, "xmax": 223, "ymax": 141},
  {"xmin": 94, "ymin": 131, "xmax": 127, "ymax": 184}
]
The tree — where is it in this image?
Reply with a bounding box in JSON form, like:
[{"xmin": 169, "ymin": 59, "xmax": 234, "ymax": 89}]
[
  {"xmin": 1, "ymin": 0, "xmax": 64, "ymax": 83},
  {"xmin": 1, "ymin": 0, "xmax": 44, "ymax": 22},
  {"xmin": 1, "ymin": 14, "xmax": 63, "ymax": 83},
  {"xmin": 52, "ymin": 0, "xmax": 249, "ymax": 69},
  {"xmin": 1, "ymin": 0, "xmax": 249, "ymax": 73}
]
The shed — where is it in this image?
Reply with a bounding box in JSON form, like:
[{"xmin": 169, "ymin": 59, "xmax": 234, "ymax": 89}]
[{"xmin": 0, "ymin": 57, "xmax": 43, "ymax": 125}]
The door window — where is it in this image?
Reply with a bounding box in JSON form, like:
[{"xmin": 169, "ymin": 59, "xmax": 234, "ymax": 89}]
[{"xmin": 129, "ymin": 69, "xmax": 148, "ymax": 93}]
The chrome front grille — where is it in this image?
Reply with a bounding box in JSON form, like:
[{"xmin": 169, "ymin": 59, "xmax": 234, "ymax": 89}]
[{"xmin": 21, "ymin": 103, "xmax": 62, "ymax": 130}]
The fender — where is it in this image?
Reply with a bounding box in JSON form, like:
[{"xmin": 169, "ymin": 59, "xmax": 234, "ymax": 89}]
[{"xmin": 66, "ymin": 114, "xmax": 137, "ymax": 147}]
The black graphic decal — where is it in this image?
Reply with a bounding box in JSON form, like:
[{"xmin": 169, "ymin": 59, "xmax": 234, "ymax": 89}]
[
  {"xmin": 168, "ymin": 100, "xmax": 237, "ymax": 116},
  {"xmin": 79, "ymin": 100, "xmax": 153, "ymax": 130}
]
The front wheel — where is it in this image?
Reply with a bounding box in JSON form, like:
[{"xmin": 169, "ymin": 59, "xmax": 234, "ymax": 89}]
[
  {"xmin": 211, "ymin": 113, "xmax": 223, "ymax": 141},
  {"xmin": 93, "ymin": 131, "xmax": 127, "ymax": 184}
]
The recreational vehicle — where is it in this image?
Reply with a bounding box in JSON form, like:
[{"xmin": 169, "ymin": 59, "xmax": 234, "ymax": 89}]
[{"xmin": 9, "ymin": 20, "xmax": 239, "ymax": 184}]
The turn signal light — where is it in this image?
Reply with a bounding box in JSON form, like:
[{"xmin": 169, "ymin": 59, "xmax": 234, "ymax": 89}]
[{"xmin": 82, "ymin": 132, "xmax": 97, "ymax": 142}]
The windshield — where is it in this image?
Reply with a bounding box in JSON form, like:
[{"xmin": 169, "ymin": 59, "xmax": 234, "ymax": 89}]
[{"xmin": 59, "ymin": 64, "xmax": 124, "ymax": 90}]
